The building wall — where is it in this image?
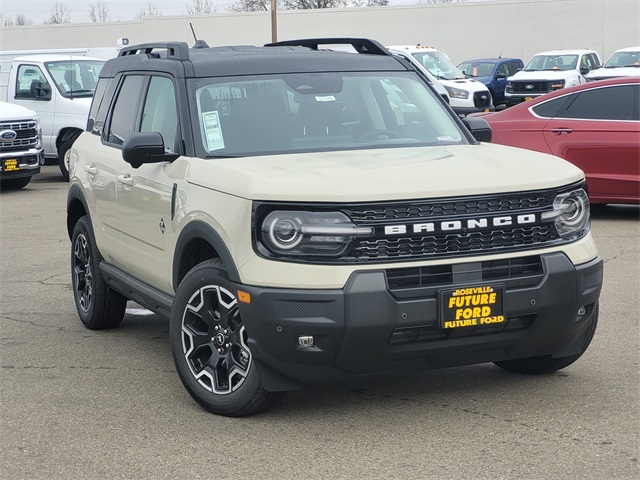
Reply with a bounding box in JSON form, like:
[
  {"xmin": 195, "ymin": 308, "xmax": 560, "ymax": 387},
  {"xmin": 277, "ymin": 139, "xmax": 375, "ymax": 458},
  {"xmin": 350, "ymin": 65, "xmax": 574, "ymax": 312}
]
[{"xmin": 0, "ymin": 0, "xmax": 638, "ymax": 64}]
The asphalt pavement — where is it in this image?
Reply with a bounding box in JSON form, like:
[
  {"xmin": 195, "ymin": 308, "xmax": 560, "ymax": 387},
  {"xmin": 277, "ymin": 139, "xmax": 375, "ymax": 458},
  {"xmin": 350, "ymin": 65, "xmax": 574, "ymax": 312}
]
[{"xmin": 1, "ymin": 166, "xmax": 638, "ymax": 479}]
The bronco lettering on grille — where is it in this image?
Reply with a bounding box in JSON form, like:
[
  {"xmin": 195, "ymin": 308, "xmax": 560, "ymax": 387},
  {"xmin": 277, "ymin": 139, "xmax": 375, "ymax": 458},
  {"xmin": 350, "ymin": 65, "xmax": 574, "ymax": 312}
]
[{"xmin": 383, "ymin": 214, "xmax": 538, "ymax": 235}]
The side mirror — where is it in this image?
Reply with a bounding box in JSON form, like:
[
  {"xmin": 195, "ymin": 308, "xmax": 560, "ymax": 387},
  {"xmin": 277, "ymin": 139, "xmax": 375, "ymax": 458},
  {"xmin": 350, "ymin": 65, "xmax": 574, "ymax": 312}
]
[
  {"xmin": 122, "ymin": 132, "xmax": 179, "ymax": 168},
  {"xmin": 496, "ymin": 72, "xmax": 507, "ymax": 79},
  {"xmin": 462, "ymin": 116, "xmax": 492, "ymax": 143},
  {"xmin": 29, "ymin": 80, "xmax": 52, "ymax": 101},
  {"xmin": 580, "ymin": 66, "xmax": 590, "ymax": 75}
]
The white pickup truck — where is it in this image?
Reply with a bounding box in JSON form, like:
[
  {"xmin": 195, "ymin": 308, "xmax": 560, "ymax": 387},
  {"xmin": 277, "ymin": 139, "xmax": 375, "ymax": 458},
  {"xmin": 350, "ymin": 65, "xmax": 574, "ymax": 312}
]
[
  {"xmin": 0, "ymin": 101, "xmax": 44, "ymax": 190},
  {"xmin": 504, "ymin": 49, "xmax": 602, "ymax": 107},
  {"xmin": 0, "ymin": 45, "xmax": 124, "ymax": 179}
]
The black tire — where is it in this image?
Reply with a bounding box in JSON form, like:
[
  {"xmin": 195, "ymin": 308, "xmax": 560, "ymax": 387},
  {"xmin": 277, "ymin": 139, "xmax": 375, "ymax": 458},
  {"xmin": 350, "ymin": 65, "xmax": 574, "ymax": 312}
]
[
  {"xmin": 71, "ymin": 216, "xmax": 127, "ymax": 329},
  {"xmin": 494, "ymin": 303, "xmax": 599, "ymax": 374},
  {"xmin": 58, "ymin": 138, "xmax": 74, "ymax": 181},
  {"xmin": 170, "ymin": 259, "xmax": 282, "ymax": 417},
  {"xmin": 0, "ymin": 176, "xmax": 31, "ymax": 190}
]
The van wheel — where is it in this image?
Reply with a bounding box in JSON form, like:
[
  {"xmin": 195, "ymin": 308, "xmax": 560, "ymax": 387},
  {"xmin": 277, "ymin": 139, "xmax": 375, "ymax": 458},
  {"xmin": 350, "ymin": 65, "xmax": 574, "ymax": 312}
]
[
  {"xmin": 58, "ymin": 138, "xmax": 74, "ymax": 181},
  {"xmin": 171, "ymin": 259, "xmax": 282, "ymax": 417},
  {"xmin": 71, "ymin": 216, "xmax": 127, "ymax": 329},
  {"xmin": 494, "ymin": 303, "xmax": 598, "ymax": 374}
]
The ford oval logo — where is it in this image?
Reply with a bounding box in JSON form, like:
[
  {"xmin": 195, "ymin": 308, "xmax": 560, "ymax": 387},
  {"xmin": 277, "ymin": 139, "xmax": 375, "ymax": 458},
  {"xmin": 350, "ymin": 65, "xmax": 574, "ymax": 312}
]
[
  {"xmin": 0, "ymin": 129, "xmax": 18, "ymax": 142},
  {"xmin": 525, "ymin": 84, "xmax": 535, "ymax": 90}
]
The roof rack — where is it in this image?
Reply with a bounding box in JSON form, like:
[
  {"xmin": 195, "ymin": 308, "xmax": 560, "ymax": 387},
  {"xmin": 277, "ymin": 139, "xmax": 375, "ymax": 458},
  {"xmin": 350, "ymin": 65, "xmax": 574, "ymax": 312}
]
[
  {"xmin": 265, "ymin": 38, "xmax": 391, "ymax": 56},
  {"xmin": 118, "ymin": 42, "xmax": 190, "ymax": 60}
]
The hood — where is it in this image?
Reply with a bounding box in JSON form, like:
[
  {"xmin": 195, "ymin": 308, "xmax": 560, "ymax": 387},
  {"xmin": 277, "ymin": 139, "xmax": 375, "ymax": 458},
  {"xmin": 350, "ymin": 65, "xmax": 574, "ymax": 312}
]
[
  {"xmin": 184, "ymin": 144, "xmax": 584, "ymax": 202},
  {"xmin": 585, "ymin": 66, "xmax": 640, "ymax": 79},
  {"xmin": 0, "ymin": 101, "xmax": 38, "ymax": 120},
  {"xmin": 508, "ymin": 70, "xmax": 577, "ymax": 81},
  {"xmin": 440, "ymin": 78, "xmax": 490, "ymax": 93}
]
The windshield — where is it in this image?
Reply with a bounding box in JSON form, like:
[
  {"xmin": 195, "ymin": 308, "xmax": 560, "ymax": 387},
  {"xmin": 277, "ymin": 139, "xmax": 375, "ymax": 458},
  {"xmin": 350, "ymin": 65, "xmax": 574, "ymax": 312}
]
[
  {"xmin": 410, "ymin": 51, "xmax": 465, "ymax": 80},
  {"xmin": 604, "ymin": 50, "xmax": 640, "ymax": 68},
  {"xmin": 524, "ymin": 54, "xmax": 578, "ymax": 71},
  {"xmin": 457, "ymin": 62, "xmax": 495, "ymax": 78},
  {"xmin": 45, "ymin": 60, "xmax": 105, "ymax": 97},
  {"xmin": 189, "ymin": 72, "xmax": 467, "ymax": 158}
]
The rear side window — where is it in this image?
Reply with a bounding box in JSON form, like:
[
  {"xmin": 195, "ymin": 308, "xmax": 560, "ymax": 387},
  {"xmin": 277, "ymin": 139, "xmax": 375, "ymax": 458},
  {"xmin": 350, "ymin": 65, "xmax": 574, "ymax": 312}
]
[
  {"xmin": 106, "ymin": 75, "xmax": 145, "ymax": 146},
  {"xmin": 565, "ymin": 85, "xmax": 635, "ymax": 120}
]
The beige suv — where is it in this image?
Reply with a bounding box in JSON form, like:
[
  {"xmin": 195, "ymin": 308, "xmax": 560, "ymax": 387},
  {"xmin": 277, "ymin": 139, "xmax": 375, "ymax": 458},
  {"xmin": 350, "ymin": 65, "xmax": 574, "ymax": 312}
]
[{"xmin": 67, "ymin": 38, "xmax": 603, "ymax": 417}]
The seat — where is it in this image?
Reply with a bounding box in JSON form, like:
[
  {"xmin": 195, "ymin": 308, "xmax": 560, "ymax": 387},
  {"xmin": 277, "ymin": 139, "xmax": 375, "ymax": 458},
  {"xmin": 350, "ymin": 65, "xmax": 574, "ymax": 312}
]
[
  {"xmin": 64, "ymin": 70, "xmax": 82, "ymax": 91},
  {"xmin": 296, "ymin": 96, "xmax": 345, "ymax": 136}
]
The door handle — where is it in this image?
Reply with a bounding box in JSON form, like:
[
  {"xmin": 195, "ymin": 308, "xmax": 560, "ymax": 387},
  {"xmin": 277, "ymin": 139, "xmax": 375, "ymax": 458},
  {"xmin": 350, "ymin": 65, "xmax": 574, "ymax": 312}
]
[
  {"xmin": 117, "ymin": 174, "xmax": 133, "ymax": 186},
  {"xmin": 549, "ymin": 128, "xmax": 574, "ymax": 135},
  {"xmin": 84, "ymin": 165, "xmax": 97, "ymax": 175}
]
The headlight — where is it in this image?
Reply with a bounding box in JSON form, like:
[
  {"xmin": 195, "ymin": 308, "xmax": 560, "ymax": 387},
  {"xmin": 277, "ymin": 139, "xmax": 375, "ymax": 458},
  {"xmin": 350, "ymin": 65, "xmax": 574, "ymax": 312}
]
[
  {"xmin": 444, "ymin": 86, "xmax": 469, "ymax": 99},
  {"xmin": 260, "ymin": 211, "xmax": 373, "ymax": 257},
  {"xmin": 551, "ymin": 80, "xmax": 565, "ymax": 89},
  {"xmin": 33, "ymin": 115, "xmax": 42, "ymax": 148},
  {"xmin": 542, "ymin": 188, "xmax": 590, "ymax": 239},
  {"xmin": 505, "ymin": 81, "xmax": 513, "ymax": 92}
]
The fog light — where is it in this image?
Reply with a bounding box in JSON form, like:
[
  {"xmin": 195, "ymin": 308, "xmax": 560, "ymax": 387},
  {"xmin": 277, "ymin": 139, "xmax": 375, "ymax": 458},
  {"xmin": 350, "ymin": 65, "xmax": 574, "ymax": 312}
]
[
  {"xmin": 298, "ymin": 336, "xmax": 315, "ymax": 347},
  {"xmin": 577, "ymin": 306, "xmax": 587, "ymax": 316}
]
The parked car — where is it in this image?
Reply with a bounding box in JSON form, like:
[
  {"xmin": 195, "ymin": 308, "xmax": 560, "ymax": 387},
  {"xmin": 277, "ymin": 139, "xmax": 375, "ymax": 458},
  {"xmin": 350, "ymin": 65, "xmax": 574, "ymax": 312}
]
[
  {"xmin": 504, "ymin": 49, "xmax": 602, "ymax": 107},
  {"xmin": 457, "ymin": 57, "xmax": 523, "ymax": 108},
  {"xmin": 585, "ymin": 46, "xmax": 640, "ymax": 81},
  {"xmin": 472, "ymin": 77, "xmax": 639, "ymax": 205},
  {"xmin": 387, "ymin": 45, "xmax": 494, "ymax": 116},
  {"xmin": 458, "ymin": 57, "xmax": 524, "ymax": 108}
]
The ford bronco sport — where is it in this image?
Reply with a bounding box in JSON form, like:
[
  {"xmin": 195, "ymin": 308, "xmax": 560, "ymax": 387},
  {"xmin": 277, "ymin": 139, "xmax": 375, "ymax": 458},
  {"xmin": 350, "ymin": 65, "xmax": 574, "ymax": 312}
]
[{"xmin": 67, "ymin": 38, "xmax": 603, "ymax": 417}]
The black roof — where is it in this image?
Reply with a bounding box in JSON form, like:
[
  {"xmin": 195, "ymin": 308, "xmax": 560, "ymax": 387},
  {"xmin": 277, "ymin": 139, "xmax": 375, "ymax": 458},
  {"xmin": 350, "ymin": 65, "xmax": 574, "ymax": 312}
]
[{"xmin": 99, "ymin": 39, "xmax": 409, "ymax": 79}]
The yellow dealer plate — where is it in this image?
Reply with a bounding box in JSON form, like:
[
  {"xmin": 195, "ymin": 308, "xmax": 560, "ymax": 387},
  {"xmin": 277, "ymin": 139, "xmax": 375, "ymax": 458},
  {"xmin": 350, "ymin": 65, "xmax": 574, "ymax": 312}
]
[
  {"xmin": 2, "ymin": 159, "xmax": 19, "ymax": 171},
  {"xmin": 524, "ymin": 96, "xmax": 533, "ymax": 101},
  {"xmin": 439, "ymin": 284, "xmax": 505, "ymax": 329}
]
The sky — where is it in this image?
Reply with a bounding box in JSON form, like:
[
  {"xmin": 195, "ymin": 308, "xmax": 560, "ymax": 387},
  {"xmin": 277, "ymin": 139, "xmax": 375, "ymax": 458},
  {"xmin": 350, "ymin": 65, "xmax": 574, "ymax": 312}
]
[{"xmin": 1, "ymin": 0, "xmax": 492, "ymax": 24}]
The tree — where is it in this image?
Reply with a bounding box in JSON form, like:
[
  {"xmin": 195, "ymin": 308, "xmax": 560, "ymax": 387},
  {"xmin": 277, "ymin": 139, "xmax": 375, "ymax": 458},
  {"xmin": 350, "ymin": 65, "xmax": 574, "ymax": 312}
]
[
  {"xmin": 0, "ymin": 14, "xmax": 14, "ymax": 26},
  {"xmin": 88, "ymin": 2, "xmax": 111, "ymax": 22},
  {"xmin": 135, "ymin": 3, "xmax": 163, "ymax": 20},
  {"xmin": 350, "ymin": 0, "xmax": 389, "ymax": 5},
  {"xmin": 15, "ymin": 14, "xmax": 33, "ymax": 25},
  {"xmin": 282, "ymin": 0, "xmax": 347, "ymax": 8},
  {"xmin": 227, "ymin": 0, "xmax": 272, "ymax": 12},
  {"xmin": 419, "ymin": 0, "xmax": 467, "ymax": 3},
  {"xmin": 45, "ymin": 2, "xmax": 71, "ymax": 24},
  {"xmin": 185, "ymin": 0, "xmax": 216, "ymax": 15}
]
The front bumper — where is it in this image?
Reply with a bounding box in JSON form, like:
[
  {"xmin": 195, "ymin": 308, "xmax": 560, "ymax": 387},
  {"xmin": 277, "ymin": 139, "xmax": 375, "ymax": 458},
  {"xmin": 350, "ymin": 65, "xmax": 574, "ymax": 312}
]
[
  {"xmin": 236, "ymin": 252, "xmax": 603, "ymax": 391},
  {"xmin": 0, "ymin": 148, "xmax": 45, "ymax": 180}
]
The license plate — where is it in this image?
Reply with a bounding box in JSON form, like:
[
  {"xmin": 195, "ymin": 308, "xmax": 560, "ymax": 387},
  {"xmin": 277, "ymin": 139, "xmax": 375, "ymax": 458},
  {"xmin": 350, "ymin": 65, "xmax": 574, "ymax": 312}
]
[
  {"xmin": 439, "ymin": 284, "xmax": 505, "ymax": 329},
  {"xmin": 2, "ymin": 159, "xmax": 19, "ymax": 171},
  {"xmin": 524, "ymin": 96, "xmax": 533, "ymax": 101}
]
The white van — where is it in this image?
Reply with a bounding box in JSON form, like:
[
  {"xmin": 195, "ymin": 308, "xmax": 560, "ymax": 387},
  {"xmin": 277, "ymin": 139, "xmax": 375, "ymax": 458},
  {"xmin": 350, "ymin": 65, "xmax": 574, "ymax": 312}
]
[
  {"xmin": 585, "ymin": 46, "xmax": 640, "ymax": 81},
  {"xmin": 0, "ymin": 54, "xmax": 106, "ymax": 179},
  {"xmin": 386, "ymin": 45, "xmax": 494, "ymax": 116}
]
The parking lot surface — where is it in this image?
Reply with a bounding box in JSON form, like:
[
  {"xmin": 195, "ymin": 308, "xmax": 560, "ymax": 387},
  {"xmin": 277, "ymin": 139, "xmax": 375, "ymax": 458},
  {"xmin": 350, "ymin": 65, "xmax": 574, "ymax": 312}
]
[{"xmin": 1, "ymin": 166, "xmax": 638, "ymax": 479}]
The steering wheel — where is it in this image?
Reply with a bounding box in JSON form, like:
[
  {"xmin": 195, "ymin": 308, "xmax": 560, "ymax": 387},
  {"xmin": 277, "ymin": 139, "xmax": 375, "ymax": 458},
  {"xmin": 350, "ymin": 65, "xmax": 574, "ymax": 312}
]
[{"xmin": 356, "ymin": 129, "xmax": 403, "ymax": 141}]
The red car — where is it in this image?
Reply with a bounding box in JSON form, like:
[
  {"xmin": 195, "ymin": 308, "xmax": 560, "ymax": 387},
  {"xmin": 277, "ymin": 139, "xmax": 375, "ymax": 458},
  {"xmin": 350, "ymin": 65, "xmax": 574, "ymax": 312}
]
[{"xmin": 474, "ymin": 77, "xmax": 640, "ymax": 204}]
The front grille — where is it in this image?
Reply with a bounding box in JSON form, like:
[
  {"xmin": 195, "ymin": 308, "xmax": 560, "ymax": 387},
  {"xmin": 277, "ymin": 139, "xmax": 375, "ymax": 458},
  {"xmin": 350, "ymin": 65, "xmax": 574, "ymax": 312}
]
[
  {"xmin": 350, "ymin": 224, "xmax": 557, "ymax": 261},
  {"xmin": 386, "ymin": 255, "xmax": 543, "ymax": 291},
  {"xmin": 509, "ymin": 81, "xmax": 553, "ymax": 94},
  {"xmin": 0, "ymin": 120, "xmax": 38, "ymax": 152},
  {"xmin": 473, "ymin": 91, "xmax": 492, "ymax": 108}
]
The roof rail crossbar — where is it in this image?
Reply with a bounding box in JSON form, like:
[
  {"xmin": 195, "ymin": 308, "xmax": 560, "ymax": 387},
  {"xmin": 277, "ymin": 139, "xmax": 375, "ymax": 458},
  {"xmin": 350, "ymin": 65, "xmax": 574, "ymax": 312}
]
[
  {"xmin": 265, "ymin": 38, "xmax": 391, "ymax": 56},
  {"xmin": 118, "ymin": 42, "xmax": 190, "ymax": 60}
]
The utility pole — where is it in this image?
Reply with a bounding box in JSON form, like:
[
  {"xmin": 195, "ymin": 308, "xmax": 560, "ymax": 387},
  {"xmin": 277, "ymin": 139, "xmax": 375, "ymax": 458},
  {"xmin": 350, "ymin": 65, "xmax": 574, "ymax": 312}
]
[{"xmin": 271, "ymin": 0, "xmax": 277, "ymax": 43}]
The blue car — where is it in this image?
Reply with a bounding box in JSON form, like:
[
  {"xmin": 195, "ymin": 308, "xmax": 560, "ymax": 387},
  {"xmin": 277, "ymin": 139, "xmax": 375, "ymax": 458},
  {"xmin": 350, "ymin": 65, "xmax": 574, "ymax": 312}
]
[{"xmin": 457, "ymin": 57, "xmax": 524, "ymax": 107}]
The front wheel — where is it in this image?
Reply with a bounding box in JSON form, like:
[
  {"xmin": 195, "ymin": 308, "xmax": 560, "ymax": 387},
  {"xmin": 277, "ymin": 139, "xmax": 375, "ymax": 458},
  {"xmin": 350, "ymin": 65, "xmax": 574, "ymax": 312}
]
[
  {"xmin": 494, "ymin": 303, "xmax": 599, "ymax": 374},
  {"xmin": 170, "ymin": 259, "xmax": 282, "ymax": 417},
  {"xmin": 58, "ymin": 138, "xmax": 74, "ymax": 181}
]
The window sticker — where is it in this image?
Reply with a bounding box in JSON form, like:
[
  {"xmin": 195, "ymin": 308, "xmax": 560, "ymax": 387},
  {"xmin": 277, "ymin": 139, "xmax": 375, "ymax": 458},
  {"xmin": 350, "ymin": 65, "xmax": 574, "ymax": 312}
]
[
  {"xmin": 315, "ymin": 95, "xmax": 336, "ymax": 102},
  {"xmin": 202, "ymin": 111, "xmax": 225, "ymax": 151}
]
